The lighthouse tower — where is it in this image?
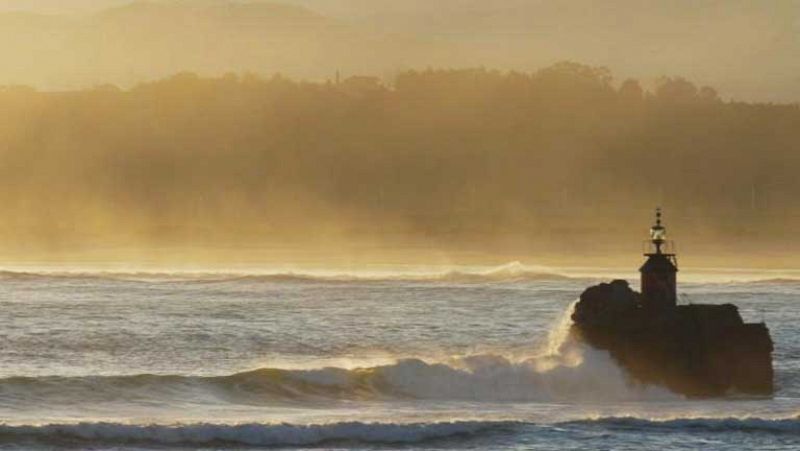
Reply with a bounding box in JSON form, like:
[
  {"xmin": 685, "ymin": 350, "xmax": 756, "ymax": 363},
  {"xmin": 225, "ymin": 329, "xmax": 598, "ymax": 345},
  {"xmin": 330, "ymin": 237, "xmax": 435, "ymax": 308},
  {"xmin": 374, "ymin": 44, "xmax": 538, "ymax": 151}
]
[{"xmin": 639, "ymin": 208, "xmax": 679, "ymax": 309}]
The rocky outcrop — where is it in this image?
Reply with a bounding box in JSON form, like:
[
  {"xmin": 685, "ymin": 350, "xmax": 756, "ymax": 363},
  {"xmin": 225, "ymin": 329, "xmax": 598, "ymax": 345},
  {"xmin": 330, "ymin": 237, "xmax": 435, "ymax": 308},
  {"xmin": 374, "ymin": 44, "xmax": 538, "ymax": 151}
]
[{"xmin": 571, "ymin": 280, "xmax": 774, "ymax": 397}]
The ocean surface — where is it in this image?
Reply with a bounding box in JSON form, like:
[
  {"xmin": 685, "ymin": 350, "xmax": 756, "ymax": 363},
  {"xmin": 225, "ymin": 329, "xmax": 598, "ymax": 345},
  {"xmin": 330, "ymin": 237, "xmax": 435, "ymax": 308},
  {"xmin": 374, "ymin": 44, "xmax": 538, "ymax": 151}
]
[{"xmin": 0, "ymin": 262, "xmax": 799, "ymax": 450}]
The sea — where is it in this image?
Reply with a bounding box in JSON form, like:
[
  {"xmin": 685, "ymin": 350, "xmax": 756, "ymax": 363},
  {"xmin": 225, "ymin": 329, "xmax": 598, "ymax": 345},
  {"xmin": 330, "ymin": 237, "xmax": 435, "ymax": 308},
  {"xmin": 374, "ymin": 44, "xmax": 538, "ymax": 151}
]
[{"xmin": 0, "ymin": 262, "xmax": 798, "ymax": 450}]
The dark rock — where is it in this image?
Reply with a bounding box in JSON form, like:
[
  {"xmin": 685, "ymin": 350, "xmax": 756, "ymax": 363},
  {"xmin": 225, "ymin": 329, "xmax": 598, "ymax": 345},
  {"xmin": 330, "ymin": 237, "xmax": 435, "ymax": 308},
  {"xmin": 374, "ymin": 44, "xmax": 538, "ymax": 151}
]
[{"xmin": 571, "ymin": 279, "xmax": 774, "ymax": 397}]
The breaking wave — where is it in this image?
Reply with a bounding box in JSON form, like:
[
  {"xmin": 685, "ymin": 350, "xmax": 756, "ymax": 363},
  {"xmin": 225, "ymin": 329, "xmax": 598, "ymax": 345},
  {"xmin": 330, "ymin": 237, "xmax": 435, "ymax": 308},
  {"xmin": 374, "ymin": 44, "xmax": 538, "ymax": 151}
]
[
  {"xmin": 0, "ymin": 303, "xmax": 673, "ymax": 406},
  {"xmin": 744, "ymin": 277, "xmax": 800, "ymax": 285},
  {"xmin": 0, "ymin": 350, "xmax": 670, "ymax": 405},
  {"xmin": 1, "ymin": 417, "xmax": 798, "ymax": 447},
  {"xmin": 0, "ymin": 351, "xmax": 670, "ymax": 406},
  {"xmin": 0, "ymin": 262, "xmax": 574, "ymax": 284}
]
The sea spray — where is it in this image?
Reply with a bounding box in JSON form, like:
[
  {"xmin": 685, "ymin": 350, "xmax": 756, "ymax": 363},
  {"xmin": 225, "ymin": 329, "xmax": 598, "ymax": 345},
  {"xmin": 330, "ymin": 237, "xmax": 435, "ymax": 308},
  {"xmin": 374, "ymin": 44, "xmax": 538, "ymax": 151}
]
[{"xmin": 536, "ymin": 299, "xmax": 580, "ymax": 359}]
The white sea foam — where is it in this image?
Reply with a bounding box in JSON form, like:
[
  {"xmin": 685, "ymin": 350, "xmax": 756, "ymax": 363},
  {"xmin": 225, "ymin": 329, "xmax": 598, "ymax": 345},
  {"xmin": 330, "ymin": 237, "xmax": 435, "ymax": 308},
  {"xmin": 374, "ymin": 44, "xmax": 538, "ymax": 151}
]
[{"xmin": 370, "ymin": 302, "xmax": 674, "ymax": 402}]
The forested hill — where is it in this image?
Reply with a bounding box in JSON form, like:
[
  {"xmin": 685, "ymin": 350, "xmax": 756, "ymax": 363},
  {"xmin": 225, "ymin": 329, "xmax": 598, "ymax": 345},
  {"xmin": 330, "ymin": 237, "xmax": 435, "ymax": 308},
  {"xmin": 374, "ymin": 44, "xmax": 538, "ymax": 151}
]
[{"xmin": 0, "ymin": 63, "xmax": 798, "ymax": 262}]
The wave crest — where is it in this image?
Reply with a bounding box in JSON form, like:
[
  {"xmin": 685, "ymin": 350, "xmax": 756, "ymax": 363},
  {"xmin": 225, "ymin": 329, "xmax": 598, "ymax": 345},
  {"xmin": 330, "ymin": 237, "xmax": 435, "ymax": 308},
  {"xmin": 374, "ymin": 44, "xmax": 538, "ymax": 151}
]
[
  {"xmin": 1, "ymin": 350, "xmax": 674, "ymax": 405},
  {"xmin": 570, "ymin": 416, "xmax": 800, "ymax": 434},
  {"xmin": 0, "ymin": 300, "xmax": 673, "ymax": 405},
  {"xmin": 0, "ymin": 421, "xmax": 515, "ymax": 447},
  {"xmin": 0, "ymin": 262, "xmax": 572, "ymax": 284},
  {"xmin": 2, "ymin": 416, "xmax": 799, "ymax": 447}
]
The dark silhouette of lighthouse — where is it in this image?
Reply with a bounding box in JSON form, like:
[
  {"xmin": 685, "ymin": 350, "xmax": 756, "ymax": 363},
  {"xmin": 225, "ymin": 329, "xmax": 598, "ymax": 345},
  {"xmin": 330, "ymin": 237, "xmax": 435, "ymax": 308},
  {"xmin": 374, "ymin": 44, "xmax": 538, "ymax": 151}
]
[{"xmin": 640, "ymin": 208, "xmax": 678, "ymax": 309}]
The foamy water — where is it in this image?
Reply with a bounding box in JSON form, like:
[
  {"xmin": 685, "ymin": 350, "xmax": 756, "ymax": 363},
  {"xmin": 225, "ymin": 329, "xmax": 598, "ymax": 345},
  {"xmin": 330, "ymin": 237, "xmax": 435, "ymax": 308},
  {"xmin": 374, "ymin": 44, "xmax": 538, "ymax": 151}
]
[{"xmin": 0, "ymin": 264, "xmax": 798, "ymax": 449}]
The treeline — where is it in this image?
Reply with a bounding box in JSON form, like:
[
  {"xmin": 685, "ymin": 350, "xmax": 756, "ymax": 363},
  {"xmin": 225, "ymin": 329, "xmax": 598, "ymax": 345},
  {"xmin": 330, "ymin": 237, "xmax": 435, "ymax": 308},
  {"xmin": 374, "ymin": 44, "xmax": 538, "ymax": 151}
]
[{"xmin": 0, "ymin": 62, "xmax": 798, "ymax": 257}]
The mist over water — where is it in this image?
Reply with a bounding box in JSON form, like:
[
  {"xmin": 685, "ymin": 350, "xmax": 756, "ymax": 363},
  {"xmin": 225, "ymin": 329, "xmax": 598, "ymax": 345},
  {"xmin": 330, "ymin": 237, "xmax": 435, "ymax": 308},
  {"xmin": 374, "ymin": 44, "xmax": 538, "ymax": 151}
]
[
  {"xmin": 0, "ymin": 267, "xmax": 798, "ymax": 449},
  {"xmin": 1, "ymin": 62, "xmax": 799, "ymax": 267}
]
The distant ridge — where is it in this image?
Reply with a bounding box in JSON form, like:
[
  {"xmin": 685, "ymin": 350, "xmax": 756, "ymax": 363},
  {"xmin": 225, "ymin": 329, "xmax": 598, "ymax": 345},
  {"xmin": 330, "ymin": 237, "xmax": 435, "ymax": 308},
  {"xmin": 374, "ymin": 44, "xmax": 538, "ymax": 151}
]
[
  {"xmin": 0, "ymin": 0, "xmax": 372, "ymax": 89},
  {"xmin": 0, "ymin": 0, "xmax": 795, "ymax": 101}
]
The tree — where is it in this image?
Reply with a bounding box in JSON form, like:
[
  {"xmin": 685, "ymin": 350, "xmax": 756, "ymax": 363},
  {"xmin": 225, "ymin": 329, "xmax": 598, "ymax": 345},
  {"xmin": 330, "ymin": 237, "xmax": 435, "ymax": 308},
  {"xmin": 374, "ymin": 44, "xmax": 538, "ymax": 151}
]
[{"xmin": 655, "ymin": 77, "xmax": 698, "ymax": 103}]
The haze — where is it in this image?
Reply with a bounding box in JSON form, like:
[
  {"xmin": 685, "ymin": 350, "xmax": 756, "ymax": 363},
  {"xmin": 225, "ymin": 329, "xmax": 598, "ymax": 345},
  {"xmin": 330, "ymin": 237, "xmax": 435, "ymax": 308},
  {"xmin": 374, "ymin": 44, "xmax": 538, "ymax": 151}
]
[{"xmin": 0, "ymin": 0, "xmax": 798, "ymax": 269}]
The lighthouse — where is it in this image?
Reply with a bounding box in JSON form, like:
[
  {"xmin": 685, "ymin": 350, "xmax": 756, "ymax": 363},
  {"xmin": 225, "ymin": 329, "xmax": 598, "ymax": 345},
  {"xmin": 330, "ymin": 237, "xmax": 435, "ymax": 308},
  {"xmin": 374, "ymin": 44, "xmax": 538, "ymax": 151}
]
[
  {"xmin": 572, "ymin": 207, "xmax": 774, "ymax": 396},
  {"xmin": 639, "ymin": 208, "xmax": 678, "ymax": 309}
]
